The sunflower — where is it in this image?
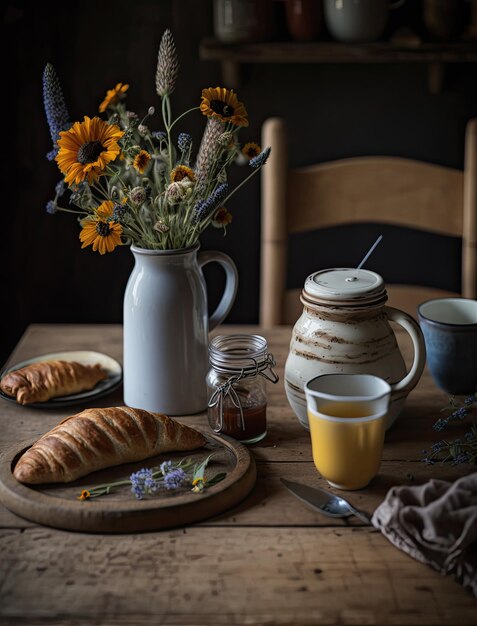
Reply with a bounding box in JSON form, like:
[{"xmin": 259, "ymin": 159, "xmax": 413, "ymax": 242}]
[
  {"xmin": 133, "ymin": 150, "xmax": 151, "ymax": 174},
  {"xmin": 200, "ymin": 87, "xmax": 248, "ymax": 127},
  {"xmin": 170, "ymin": 165, "xmax": 195, "ymax": 183},
  {"xmin": 56, "ymin": 116, "xmax": 124, "ymax": 186},
  {"xmin": 79, "ymin": 200, "xmax": 123, "ymax": 254},
  {"xmin": 99, "ymin": 82, "xmax": 129, "ymax": 113},
  {"xmin": 242, "ymin": 142, "xmax": 261, "ymax": 160},
  {"xmin": 212, "ymin": 207, "xmax": 233, "ymax": 228}
]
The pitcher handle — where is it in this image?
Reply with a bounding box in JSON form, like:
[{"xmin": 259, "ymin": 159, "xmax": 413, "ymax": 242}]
[
  {"xmin": 198, "ymin": 250, "xmax": 238, "ymax": 331},
  {"xmin": 385, "ymin": 306, "xmax": 426, "ymax": 394}
]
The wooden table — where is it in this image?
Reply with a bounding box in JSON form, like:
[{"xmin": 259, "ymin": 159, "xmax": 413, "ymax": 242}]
[{"xmin": 0, "ymin": 324, "xmax": 476, "ymax": 625}]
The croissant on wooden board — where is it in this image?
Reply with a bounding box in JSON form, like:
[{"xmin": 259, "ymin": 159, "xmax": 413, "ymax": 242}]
[
  {"xmin": 0, "ymin": 360, "xmax": 107, "ymax": 405},
  {"xmin": 13, "ymin": 406, "xmax": 207, "ymax": 484}
]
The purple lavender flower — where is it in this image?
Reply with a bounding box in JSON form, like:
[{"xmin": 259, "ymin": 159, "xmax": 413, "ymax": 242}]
[
  {"xmin": 112, "ymin": 203, "xmax": 127, "ymax": 222},
  {"xmin": 431, "ymin": 441, "xmax": 446, "ymax": 453},
  {"xmin": 192, "ymin": 183, "xmax": 228, "ymax": 224},
  {"xmin": 178, "ymin": 133, "xmax": 192, "ymax": 152},
  {"xmin": 55, "ymin": 180, "xmax": 65, "ymax": 196},
  {"xmin": 43, "ymin": 63, "xmax": 71, "ymax": 160},
  {"xmin": 45, "ymin": 200, "xmax": 57, "ymax": 214},
  {"xmin": 130, "ymin": 468, "xmax": 160, "ymax": 500},
  {"xmin": 452, "ymin": 452, "xmax": 470, "ymax": 465},
  {"xmin": 451, "ymin": 407, "xmax": 468, "ymax": 421},
  {"xmin": 249, "ymin": 147, "xmax": 271, "ymax": 169},
  {"xmin": 433, "ymin": 418, "xmax": 447, "ymax": 432},
  {"xmin": 160, "ymin": 460, "xmax": 173, "ymax": 475},
  {"xmin": 163, "ymin": 468, "xmax": 186, "ymax": 490}
]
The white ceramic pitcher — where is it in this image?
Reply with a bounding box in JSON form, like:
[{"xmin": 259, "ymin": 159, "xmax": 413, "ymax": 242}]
[
  {"xmin": 284, "ymin": 268, "xmax": 426, "ymax": 429},
  {"xmin": 123, "ymin": 244, "xmax": 238, "ymax": 415}
]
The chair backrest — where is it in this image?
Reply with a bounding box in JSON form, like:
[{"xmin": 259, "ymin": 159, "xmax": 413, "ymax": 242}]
[{"xmin": 260, "ymin": 117, "xmax": 477, "ymax": 326}]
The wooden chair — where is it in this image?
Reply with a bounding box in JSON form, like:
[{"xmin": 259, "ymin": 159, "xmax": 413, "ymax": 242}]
[{"xmin": 260, "ymin": 117, "xmax": 477, "ymax": 326}]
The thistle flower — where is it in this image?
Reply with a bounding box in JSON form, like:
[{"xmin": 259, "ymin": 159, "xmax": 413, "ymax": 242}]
[
  {"xmin": 165, "ymin": 180, "xmax": 193, "ymax": 205},
  {"xmin": 152, "ymin": 131, "xmax": 167, "ymax": 141},
  {"xmin": 155, "ymin": 29, "xmax": 179, "ymax": 97},
  {"xmin": 43, "ymin": 63, "xmax": 71, "ymax": 160},
  {"xmin": 129, "ymin": 186, "xmax": 147, "ymax": 206}
]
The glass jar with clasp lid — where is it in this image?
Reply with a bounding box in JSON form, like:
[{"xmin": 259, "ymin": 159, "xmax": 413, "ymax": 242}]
[{"xmin": 206, "ymin": 334, "xmax": 279, "ymax": 444}]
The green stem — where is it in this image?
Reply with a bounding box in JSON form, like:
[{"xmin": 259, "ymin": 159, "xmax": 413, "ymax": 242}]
[
  {"xmin": 168, "ymin": 106, "xmax": 200, "ymax": 131},
  {"xmin": 55, "ymin": 206, "xmax": 84, "ymax": 215}
]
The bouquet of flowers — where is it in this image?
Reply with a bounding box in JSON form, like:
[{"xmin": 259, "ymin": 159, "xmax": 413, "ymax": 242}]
[{"xmin": 43, "ymin": 29, "xmax": 270, "ymax": 254}]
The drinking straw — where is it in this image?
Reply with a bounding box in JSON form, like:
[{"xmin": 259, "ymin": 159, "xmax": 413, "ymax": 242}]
[{"xmin": 356, "ymin": 235, "xmax": 383, "ymax": 270}]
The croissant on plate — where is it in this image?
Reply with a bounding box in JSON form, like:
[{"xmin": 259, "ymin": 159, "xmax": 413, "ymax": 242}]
[
  {"xmin": 0, "ymin": 360, "xmax": 107, "ymax": 405},
  {"xmin": 13, "ymin": 406, "xmax": 207, "ymax": 484}
]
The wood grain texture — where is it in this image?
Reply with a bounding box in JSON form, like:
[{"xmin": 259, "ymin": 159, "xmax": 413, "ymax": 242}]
[
  {"xmin": 1, "ymin": 527, "xmax": 476, "ymax": 626},
  {"xmin": 260, "ymin": 117, "xmax": 477, "ymax": 325},
  {"xmin": 0, "ymin": 324, "xmax": 475, "ymax": 624}
]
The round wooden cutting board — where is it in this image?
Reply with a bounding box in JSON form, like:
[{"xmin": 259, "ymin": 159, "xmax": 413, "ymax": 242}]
[{"xmin": 0, "ymin": 427, "xmax": 256, "ymax": 533}]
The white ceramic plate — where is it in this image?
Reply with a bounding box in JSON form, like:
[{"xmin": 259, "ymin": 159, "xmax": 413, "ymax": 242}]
[{"xmin": 0, "ymin": 350, "xmax": 123, "ymax": 408}]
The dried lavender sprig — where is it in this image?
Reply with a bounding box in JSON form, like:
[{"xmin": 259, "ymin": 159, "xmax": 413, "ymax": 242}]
[
  {"xmin": 249, "ymin": 146, "xmax": 271, "ymax": 169},
  {"xmin": 191, "ymin": 183, "xmax": 228, "ymax": 224},
  {"xmin": 433, "ymin": 395, "xmax": 476, "ymax": 432},
  {"xmin": 43, "ymin": 63, "xmax": 71, "ymax": 160},
  {"xmin": 156, "ymin": 29, "xmax": 179, "ymax": 97}
]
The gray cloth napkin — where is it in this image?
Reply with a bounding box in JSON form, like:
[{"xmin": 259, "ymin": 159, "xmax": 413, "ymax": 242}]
[{"xmin": 372, "ymin": 472, "xmax": 477, "ymax": 596}]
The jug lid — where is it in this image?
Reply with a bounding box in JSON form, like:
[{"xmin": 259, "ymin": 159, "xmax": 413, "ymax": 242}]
[{"xmin": 303, "ymin": 268, "xmax": 386, "ymax": 306}]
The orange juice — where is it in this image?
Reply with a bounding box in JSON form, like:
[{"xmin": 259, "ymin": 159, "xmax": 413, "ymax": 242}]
[{"xmin": 308, "ymin": 401, "xmax": 386, "ymax": 490}]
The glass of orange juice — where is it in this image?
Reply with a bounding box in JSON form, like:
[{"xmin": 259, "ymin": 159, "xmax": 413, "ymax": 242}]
[{"xmin": 304, "ymin": 374, "xmax": 391, "ymax": 490}]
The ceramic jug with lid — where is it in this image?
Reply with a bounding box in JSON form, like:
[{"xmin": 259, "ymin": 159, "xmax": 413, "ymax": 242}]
[{"xmin": 284, "ymin": 268, "xmax": 426, "ymax": 429}]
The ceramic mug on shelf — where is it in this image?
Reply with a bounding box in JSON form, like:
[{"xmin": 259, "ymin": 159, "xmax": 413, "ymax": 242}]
[
  {"xmin": 213, "ymin": 0, "xmax": 273, "ymax": 43},
  {"xmin": 417, "ymin": 298, "xmax": 477, "ymax": 396},
  {"xmin": 305, "ymin": 373, "xmax": 390, "ymax": 490},
  {"xmin": 323, "ymin": 0, "xmax": 405, "ymax": 43}
]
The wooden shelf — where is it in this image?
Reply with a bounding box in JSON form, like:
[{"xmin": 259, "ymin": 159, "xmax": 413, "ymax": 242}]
[{"xmin": 199, "ymin": 38, "xmax": 477, "ymax": 93}]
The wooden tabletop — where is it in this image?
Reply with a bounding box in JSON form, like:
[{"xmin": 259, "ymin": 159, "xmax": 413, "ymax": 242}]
[{"xmin": 0, "ymin": 324, "xmax": 476, "ymax": 625}]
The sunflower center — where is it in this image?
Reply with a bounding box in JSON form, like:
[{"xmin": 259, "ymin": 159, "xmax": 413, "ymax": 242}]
[
  {"xmin": 77, "ymin": 140, "xmax": 105, "ymax": 164},
  {"xmin": 96, "ymin": 221, "xmax": 112, "ymax": 237},
  {"xmin": 210, "ymin": 100, "xmax": 234, "ymax": 118}
]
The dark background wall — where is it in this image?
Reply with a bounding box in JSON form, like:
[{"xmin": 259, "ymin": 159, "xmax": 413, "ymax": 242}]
[{"xmin": 2, "ymin": 0, "xmax": 477, "ymax": 366}]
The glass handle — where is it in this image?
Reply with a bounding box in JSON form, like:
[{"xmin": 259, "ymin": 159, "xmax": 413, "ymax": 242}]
[{"xmin": 198, "ymin": 250, "xmax": 239, "ymax": 331}]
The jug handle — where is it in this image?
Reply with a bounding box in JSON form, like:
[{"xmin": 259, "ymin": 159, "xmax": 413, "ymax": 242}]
[
  {"xmin": 385, "ymin": 306, "xmax": 426, "ymax": 395},
  {"xmin": 198, "ymin": 250, "xmax": 239, "ymax": 331}
]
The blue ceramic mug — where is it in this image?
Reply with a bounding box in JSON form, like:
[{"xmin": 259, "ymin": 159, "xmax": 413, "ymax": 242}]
[{"xmin": 418, "ymin": 298, "xmax": 477, "ymax": 395}]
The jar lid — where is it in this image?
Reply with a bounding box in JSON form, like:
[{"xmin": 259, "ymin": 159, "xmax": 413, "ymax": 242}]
[
  {"xmin": 303, "ymin": 268, "xmax": 386, "ymax": 306},
  {"xmin": 209, "ymin": 334, "xmax": 268, "ymax": 373}
]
